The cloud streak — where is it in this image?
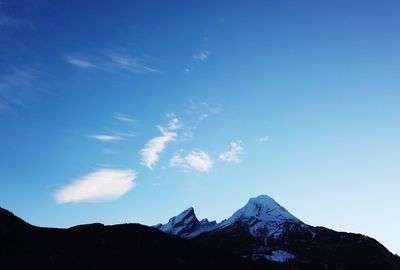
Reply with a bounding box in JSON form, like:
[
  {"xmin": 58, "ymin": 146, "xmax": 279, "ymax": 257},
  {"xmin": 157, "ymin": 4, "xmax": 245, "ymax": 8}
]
[
  {"xmin": 0, "ymin": 68, "xmax": 38, "ymax": 111},
  {"xmin": 166, "ymin": 113, "xmax": 181, "ymax": 130},
  {"xmin": 106, "ymin": 52, "xmax": 159, "ymax": 74},
  {"xmin": 63, "ymin": 55, "xmax": 98, "ymax": 69},
  {"xmin": 63, "ymin": 51, "xmax": 158, "ymax": 74},
  {"xmin": 55, "ymin": 169, "xmax": 136, "ymax": 204},
  {"xmin": 140, "ymin": 116, "xmax": 181, "ymax": 169},
  {"xmin": 170, "ymin": 150, "xmax": 213, "ymax": 172},
  {"xmin": 88, "ymin": 134, "xmax": 125, "ymax": 142},
  {"xmin": 219, "ymin": 141, "xmax": 244, "ymax": 163},
  {"xmin": 0, "ymin": 13, "xmax": 34, "ymax": 30},
  {"xmin": 113, "ymin": 113, "xmax": 135, "ymax": 123},
  {"xmin": 258, "ymin": 136, "xmax": 269, "ymax": 143},
  {"xmin": 180, "ymin": 101, "xmax": 221, "ymax": 140},
  {"xmin": 193, "ymin": 50, "xmax": 211, "ymax": 61},
  {"xmin": 140, "ymin": 127, "xmax": 177, "ymax": 170}
]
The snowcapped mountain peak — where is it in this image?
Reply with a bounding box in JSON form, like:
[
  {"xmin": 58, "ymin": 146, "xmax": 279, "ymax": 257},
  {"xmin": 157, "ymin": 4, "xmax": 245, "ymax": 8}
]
[
  {"xmin": 219, "ymin": 195, "xmax": 302, "ymax": 239},
  {"xmin": 176, "ymin": 207, "xmax": 195, "ymax": 220},
  {"xmin": 183, "ymin": 206, "xmax": 194, "ymax": 212},
  {"xmin": 248, "ymin": 194, "xmax": 276, "ymax": 205},
  {"xmin": 224, "ymin": 195, "xmax": 300, "ymax": 223},
  {"xmin": 155, "ymin": 195, "xmax": 305, "ymax": 241},
  {"xmin": 155, "ymin": 207, "xmax": 198, "ymax": 236},
  {"xmin": 154, "ymin": 207, "xmax": 217, "ymax": 238},
  {"xmin": 245, "ymin": 195, "xmax": 282, "ymax": 214}
]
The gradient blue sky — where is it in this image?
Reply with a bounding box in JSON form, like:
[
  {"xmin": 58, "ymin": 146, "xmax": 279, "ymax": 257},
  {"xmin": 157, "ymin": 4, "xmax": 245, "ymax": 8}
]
[{"xmin": 1, "ymin": 0, "xmax": 399, "ymax": 254}]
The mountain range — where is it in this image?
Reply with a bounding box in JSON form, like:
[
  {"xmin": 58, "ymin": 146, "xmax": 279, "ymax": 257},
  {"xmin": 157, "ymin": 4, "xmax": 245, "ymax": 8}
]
[
  {"xmin": 155, "ymin": 195, "xmax": 400, "ymax": 269},
  {"xmin": 1, "ymin": 195, "xmax": 399, "ymax": 269}
]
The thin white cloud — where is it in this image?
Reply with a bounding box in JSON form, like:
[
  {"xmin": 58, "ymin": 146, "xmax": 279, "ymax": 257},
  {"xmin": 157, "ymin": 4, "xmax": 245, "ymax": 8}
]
[
  {"xmin": 0, "ymin": 68, "xmax": 37, "ymax": 111},
  {"xmin": 258, "ymin": 136, "xmax": 269, "ymax": 143},
  {"xmin": 188, "ymin": 101, "xmax": 221, "ymax": 120},
  {"xmin": 0, "ymin": 14, "xmax": 34, "ymax": 30},
  {"xmin": 140, "ymin": 125, "xmax": 177, "ymax": 170},
  {"xmin": 63, "ymin": 51, "xmax": 158, "ymax": 74},
  {"xmin": 170, "ymin": 150, "xmax": 213, "ymax": 172},
  {"xmin": 198, "ymin": 113, "xmax": 209, "ymax": 121},
  {"xmin": 180, "ymin": 101, "xmax": 221, "ymax": 140},
  {"xmin": 166, "ymin": 113, "xmax": 182, "ymax": 130},
  {"xmin": 106, "ymin": 52, "xmax": 159, "ymax": 74},
  {"xmin": 113, "ymin": 113, "xmax": 135, "ymax": 123},
  {"xmin": 219, "ymin": 141, "xmax": 244, "ymax": 163},
  {"xmin": 55, "ymin": 169, "xmax": 136, "ymax": 204},
  {"xmin": 88, "ymin": 134, "xmax": 125, "ymax": 142},
  {"xmin": 193, "ymin": 50, "xmax": 211, "ymax": 61},
  {"xmin": 184, "ymin": 68, "xmax": 191, "ymax": 73},
  {"xmin": 63, "ymin": 55, "xmax": 97, "ymax": 69},
  {"xmin": 170, "ymin": 154, "xmax": 186, "ymax": 168}
]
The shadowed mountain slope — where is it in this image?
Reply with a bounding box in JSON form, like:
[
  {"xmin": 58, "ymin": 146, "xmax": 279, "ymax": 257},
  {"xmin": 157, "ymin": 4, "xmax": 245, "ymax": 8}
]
[{"xmin": 0, "ymin": 207, "xmax": 280, "ymax": 270}]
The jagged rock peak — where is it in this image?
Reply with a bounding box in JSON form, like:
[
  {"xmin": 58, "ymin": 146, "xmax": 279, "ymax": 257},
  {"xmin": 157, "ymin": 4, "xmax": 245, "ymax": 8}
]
[
  {"xmin": 155, "ymin": 207, "xmax": 218, "ymax": 238},
  {"xmin": 155, "ymin": 195, "xmax": 304, "ymax": 240}
]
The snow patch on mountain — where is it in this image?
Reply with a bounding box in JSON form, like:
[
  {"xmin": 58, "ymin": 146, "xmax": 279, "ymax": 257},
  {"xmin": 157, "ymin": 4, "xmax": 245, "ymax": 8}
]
[{"xmin": 265, "ymin": 250, "xmax": 295, "ymax": 262}]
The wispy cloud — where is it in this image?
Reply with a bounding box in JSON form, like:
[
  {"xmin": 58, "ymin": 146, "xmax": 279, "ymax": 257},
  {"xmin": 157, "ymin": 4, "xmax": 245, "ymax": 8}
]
[
  {"xmin": 170, "ymin": 150, "xmax": 213, "ymax": 172},
  {"xmin": 106, "ymin": 52, "xmax": 159, "ymax": 74},
  {"xmin": 258, "ymin": 136, "xmax": 269, "ymax": 143},
  {"xmin": 139, "ymin": 104, "xmax": 220, "ymax": 170},
  {"xmin": 181, "ymin": 101, "xmax": 221, "ymax": 139},
  {"xmin": 166, "ymin": 113, "xmax": 182, "ymax": 130},
  {"xmin": 88, "ymin": 134, "xmax": 125, "ymax": 142},
  {"xmin": 113, "ymin": 113, "xmax": 135, "ymax": 123},
  {"xmin": 193, "ymin": 50, "xmax": 211, "ymax": 61},
  {"xmin": 0, "ymin": 13, "xmax": 34, "ymax": 30},
  {"xmin": 63, "ymin": 51, "xmax": 158, "ymax": 74},
  {"xmin": 140, "ymin": 117, "xmax": 180, "ymax": 170},
  {"xmin": 140, "ymin": 127, "xmax": 177, "ymax": 170},
  {"xmin": 0, "ymin": 68, "xmax": 38, "ymax": 111},
  {"xmin": 55, "ymin": 169, "xmax": 136, "ymax": 204},
  {"xmin": 63, "ymin": 55, "xmax": 98, "ymax": 69},
  {"xmin": 219, "ymin": 141, "xmax": 244, "ymax": 163},
  {"xmin": 188, "ymin": 101, "xmax": 221, "ymax": 120}
]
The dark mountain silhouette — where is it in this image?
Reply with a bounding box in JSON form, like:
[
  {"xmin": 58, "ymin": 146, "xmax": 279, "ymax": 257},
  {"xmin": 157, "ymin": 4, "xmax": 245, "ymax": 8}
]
[
  {"xmin": 2, "ymin": 194, "xmax": 400, "ymax": 270},
  {"xmin": 0, "ymin": 207, "xmax": 279, "ymax": 270}
]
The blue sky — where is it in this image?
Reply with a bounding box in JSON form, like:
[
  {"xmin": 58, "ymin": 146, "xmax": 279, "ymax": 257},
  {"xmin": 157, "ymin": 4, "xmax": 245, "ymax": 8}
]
[{"xmin": 1, "ymin": 0, "xmax": 399, "ymax": 254}]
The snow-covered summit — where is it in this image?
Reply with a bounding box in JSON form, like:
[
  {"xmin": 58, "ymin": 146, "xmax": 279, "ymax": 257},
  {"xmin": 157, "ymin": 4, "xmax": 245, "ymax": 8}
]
[
  {"xmin": 220, "ymin": 195, "xmax": 301, "ymax": 227},
  {"xmin": 154, "ymin": 207, "xmax": 217, "ymax": 238},
  {"xmin": 155, "ymin": 195, "xmax": 305, "ymax": 241},
  {"xmin": 173, "ymin": 207, "xmax": 195, "ymax": 224},
  {"xmin": 219, "ymin": 195, "xmax": 302, "ymax": 239}
]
